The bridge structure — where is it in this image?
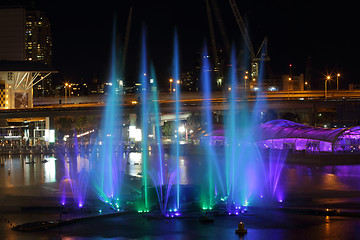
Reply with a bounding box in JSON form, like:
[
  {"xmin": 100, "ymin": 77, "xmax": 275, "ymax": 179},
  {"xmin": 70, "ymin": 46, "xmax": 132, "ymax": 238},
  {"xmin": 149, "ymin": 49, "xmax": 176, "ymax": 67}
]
[
  {"xmin": 1, "ymin": 90, "xmax": 360, "ymax": 120},
  {"xmin": 1, "ymin": 90, "xmax": 360, "ymax": 146}
]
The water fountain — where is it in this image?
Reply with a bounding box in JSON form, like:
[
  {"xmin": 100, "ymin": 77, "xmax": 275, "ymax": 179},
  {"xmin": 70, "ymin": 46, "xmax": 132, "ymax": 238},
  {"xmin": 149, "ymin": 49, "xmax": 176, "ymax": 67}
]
[
  {"xmin": 134, "ymin": 28, "xmax": 182, "ymax": 215},
  {"xmin": 208, "ymin": 46, "xmax": 287, "ymax": 212},
  {"xmin": 200, "ymin": 46, "xmax": 224, "ymax": 210},
  {"xmin": 223, "ymin": 48, "xmax": 252, "ymax": 209},
  {"xmin": 147, "ymin": 63, "xmax": 174, "ymax": 215},
  {"xmin": 261, "ymin": 148, "xmax": 288, "ymax": 203},
  {"xmin": 172, "ymin": 30, "xmax": 181, "ymax": 211},
  {"xmin": 56, "ymin": 23, "xmax": 288, "ymax": 217},
  {"xmin": 140, "ymin": 26, "xmax": 150, "ymax": 212},
  {"xmin": 59, "ymin": 133, "xmax": 90, "ymax": 208},
  {"xmin": 90, "ymin": 19, "xmax": 126, "ymax": 211}
]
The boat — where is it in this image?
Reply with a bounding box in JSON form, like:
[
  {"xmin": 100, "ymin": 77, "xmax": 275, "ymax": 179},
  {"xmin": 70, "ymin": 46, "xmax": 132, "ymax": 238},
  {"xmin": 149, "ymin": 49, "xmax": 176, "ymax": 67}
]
[{"xmin": 235, "ymin": 222, "xmax": 247, "ymax": 234}]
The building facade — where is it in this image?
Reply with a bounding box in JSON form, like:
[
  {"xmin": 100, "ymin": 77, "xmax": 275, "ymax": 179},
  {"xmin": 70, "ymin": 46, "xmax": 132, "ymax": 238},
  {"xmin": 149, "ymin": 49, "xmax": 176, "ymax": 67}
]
[
  {"xmin": 0, "ymin": 6, "xmax": 53, "ymax": 97},
  {"xmin": 0, "ymin": 61, "xmax": 56, "ymax": 109},
  {"xmin": 0, "ymin": 8, "xmax": 26, "ymax": 61}
]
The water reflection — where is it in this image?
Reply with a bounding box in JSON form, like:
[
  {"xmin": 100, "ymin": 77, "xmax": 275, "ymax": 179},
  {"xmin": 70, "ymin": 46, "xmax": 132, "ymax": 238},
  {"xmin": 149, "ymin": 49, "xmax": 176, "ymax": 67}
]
[
  {"xmin": 321, "ymin": 173, "xmax": 349, "ymax": 191},
  {"xmin": 127, "ymin": 152, "xmax": 142, "ymax": 177},
  {"xmin": 179, "ymin": 157, "xmax": 188, "ymax": 185},
  {"xmin": 77, "ymin": 155, "xmax": 90, "ymax": 173},
  {"xmin": 1, "ymin": 153, "xmax": 360, "ymax": 206},
  {"xmin": 0, "ymin": 154, "xmax": 58, "ymax": 188},
  {"xmin": 44, "ymin": 157, "xmax": 56, "ymax": 183}
]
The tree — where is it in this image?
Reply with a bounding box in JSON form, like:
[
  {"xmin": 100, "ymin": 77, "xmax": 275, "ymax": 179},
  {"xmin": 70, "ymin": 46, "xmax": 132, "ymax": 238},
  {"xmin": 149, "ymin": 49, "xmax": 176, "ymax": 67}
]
[
  {"xmin": 186, "ymin": 112, "xmax": 202, "ymax": 129},
  {"xmin": 162, "ymin": 121, "xmax": 173, "ymax": 137},
  {"xmin": 55, "ymin": 117, "xmax": 74, "ymax": 139}
]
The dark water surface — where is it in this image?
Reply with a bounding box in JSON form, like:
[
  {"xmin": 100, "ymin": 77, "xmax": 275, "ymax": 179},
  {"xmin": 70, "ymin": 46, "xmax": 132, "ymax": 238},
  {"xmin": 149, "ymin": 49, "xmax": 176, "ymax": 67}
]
[{"xmin": 1, "ymin": 153, "xmax": 360, "ymax": 239}]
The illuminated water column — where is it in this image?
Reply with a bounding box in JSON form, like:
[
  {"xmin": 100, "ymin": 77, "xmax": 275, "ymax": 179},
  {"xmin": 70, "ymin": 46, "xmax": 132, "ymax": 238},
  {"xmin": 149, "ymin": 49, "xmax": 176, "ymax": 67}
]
[
  {"xmin": 149, "ymin": 64, "xmax": 167, "ymax": 214},
  {"xmin": 92, "ymin": 17, "xmax": 124, "ymax": 208},
  {"xmin": 172, "ymin": 31, "xmax": 181, "ymax": 210},
  {"xmin": 63, "ymin": 133, "xmax": 89, "ymax": 208},
  {"xmin": 223, "ymin": 46, "xmax": 264, "ymax": 209},
  {"xmin": 140, "ymin": 27, "xmax": 149, "ymax": 211},
  {"xmin": 200, "ymin": 47, "xmax": 215, "ymax": 209},
  {"xmin": 266, "ymin": 149, "xmax": 287, "ymax": 202},
  {"xmin": 253, "ymin": 49, "xmax": 286, "ymax": 204},
  {"xmin": 225, "ymin": 48, "xmax": 238, "ymax": 204}
]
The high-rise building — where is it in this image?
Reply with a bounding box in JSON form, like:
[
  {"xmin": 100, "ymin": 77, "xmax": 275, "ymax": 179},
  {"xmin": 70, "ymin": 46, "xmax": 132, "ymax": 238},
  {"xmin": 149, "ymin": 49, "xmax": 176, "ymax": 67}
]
[
  {"xmin": 0, "ymin": 6, "xmax": 53, "ymax": 97},
  {"xmin": 0, "ymin": 7, "xmax": 52, "ymax": 64},
  {"xmin": 25, "ymin": 11, "xmax": 52, "ymax": 64},
  {"xmin": 180, "ymin": 71, "xmax": 198, "ymax": 92}
]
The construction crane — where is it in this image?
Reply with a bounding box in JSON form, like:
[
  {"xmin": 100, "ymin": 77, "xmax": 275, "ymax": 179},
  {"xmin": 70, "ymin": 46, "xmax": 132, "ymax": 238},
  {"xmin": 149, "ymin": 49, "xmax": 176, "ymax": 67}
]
[
  {"xmin": 228, "ymin": 0, "xmax": 270, "ymax": 82},
  {"xmin": 206, "ymin": 0, "xmax": 233, "ymax": 88},
  {"xmin": 211, "ymin": 0, "xmax": 230, "ymax": 57},
  {"xmin": 205, "ymin": 0, "xmax": 218, "ymax": 64},
  {"xmin": 121, "ymin": 6, "xmax": 133, "ymax": 78}
]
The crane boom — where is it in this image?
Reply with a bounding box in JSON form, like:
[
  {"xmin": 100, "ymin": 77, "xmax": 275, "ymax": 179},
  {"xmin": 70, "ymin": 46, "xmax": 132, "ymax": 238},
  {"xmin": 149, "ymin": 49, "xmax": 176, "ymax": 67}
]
[
  {"xmin": 228, "ymin": 0, "xmax": 270, "ymax": 82},
  {"xmin": 122, "ymin": 7, "xmax": 133, "ymax": 77},
  {"xmin": 205, "ymin": 0, "xmax": 218, "ymax": 63},
  {"xmin": 255, "ymin": 37, "xmax": 270, "ymax": 61},
  {"xmin": 211, "ymin": 0, "xmax": 230, "ymax": 57},
  {"xmin": 228, "ymin": 0, "xmax": 255, "ymax": 58}
]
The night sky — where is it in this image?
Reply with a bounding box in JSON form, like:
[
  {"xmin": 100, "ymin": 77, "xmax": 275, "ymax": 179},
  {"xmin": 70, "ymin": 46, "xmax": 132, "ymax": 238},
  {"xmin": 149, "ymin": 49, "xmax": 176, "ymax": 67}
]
[{"xmin": 33, "ymin": 0, "xmax": 357, "ymax": 89}]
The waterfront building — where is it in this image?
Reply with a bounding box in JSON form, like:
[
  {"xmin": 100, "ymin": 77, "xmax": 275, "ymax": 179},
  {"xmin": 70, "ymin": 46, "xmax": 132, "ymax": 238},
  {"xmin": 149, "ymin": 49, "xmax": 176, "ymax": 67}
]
[{"xmin": 0, "ymin": 6, "xmax": 53, "ymax": 97}]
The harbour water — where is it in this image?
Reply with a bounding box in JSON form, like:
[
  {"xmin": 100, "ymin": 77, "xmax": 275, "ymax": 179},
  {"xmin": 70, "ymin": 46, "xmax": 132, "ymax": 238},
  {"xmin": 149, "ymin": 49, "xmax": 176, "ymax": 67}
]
[{"xmin": 1, "ymin": 153, "xmax": 360, "ymax": 239}]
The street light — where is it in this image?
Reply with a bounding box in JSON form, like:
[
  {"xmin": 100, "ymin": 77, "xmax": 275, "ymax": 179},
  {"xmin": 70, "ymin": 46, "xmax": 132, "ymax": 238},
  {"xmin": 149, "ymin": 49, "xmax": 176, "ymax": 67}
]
[
  {"xmin": 64, "ymin": 83, "xmax": 72, "ymax": 104},
  {"xmin": 337, "ymin": 73, "xmax": 340, "ymax": 90},
  {"xmin": 169, "ymin": 78, "xmax": 173, "ymax": 93},
  {"xmin": 304, "ymin": 81, "xmax": 309, "ymax": 99},
  {"xmin": 288, "ymin": 77, "xmax": 292, "ymax": 100},
  {"xmin": 175, "ymin": 80, "xmax": 180, "ymax": 93},
  {"xmin": 244, "ymin": 75, "xmax": 248, "ymax": 91},
  {"xmin": 68, "ymin": 84, "xmax": 72, "ymax": 98},
  {"xmin": 65, "ymin": 83, "xmax": 68, "ymax": 104},
  {"xmin": 325, "ymin": 75, "xmax": 331, "ymax": 99}
]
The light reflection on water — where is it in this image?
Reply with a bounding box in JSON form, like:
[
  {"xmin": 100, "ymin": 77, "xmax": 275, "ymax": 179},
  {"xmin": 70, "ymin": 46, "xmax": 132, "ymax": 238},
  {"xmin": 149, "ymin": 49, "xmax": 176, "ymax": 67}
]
[
  {"xmin": 44, "ymin": 157, "xmax": 56, "ymax": 183},
  {"xmin": 1, "ymin": 153, "xmax": 360, "ymax": 204},
  {"xmin": 281, "ymin": 164, "xmax": 360, "ymax": 194},
  {"xmin": 0, "ymin": 155, "xmax": 59, "ymax": 188},
  {"xmin": 126, "ymin": 152, "xmax": 142, "ymax": 177},
  {"xmin": 179, "ymin": 157, "xmax": 188, "ymax": 185}
]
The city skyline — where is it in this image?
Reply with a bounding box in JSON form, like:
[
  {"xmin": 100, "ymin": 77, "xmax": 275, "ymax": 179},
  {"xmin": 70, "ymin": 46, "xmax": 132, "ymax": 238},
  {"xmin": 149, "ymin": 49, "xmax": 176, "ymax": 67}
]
[{"xmin": 2, "ymin": 0, "xmax": 357, "ymax": 90}]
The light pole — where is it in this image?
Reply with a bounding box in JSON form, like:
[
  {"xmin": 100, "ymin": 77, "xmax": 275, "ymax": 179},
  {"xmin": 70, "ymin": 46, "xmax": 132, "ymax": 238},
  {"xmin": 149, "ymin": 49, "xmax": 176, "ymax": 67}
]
[
  {"xmin": 176, "ymin": 80, "xmax": 180, "ymax": 92},
  {"xmin": 244, "ymin": 75, "xmax": 248, "ymax": 91},
  {"xmin": 325, "ymin": 75, "xmax": 331, "ymax": 99},
  {"xmin": 169, "ymin": 78, "xmax": 173, "ymax": 93},
  {"xmin": 288, "ymin": 77, "xmax": 291, "ymax": 100},
  {"xmin": 65, "ymin": 83, "xmax": 68, "ymax": 104},
  {"xmin": 68, "ymin": 84, "xmax": 72, "ymax": 98},
  {"xmin": 337, "ymin": 73, "xmax": 340, "ymax": 90},
  {"xmin": 244, "ymin": 71, "xmax": 248, "ymax": 91}
]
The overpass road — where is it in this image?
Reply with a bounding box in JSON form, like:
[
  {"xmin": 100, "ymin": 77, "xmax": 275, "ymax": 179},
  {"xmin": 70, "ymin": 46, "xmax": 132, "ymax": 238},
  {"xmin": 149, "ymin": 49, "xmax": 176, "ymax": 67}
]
[{"xmin": 1, "ymin": 90, "xmax": 360, "ymax": 119}]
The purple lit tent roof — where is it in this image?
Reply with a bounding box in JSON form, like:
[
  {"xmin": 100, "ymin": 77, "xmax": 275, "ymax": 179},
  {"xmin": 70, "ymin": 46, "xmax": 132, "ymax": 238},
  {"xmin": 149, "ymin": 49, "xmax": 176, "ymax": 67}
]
[
  {"xmin": 257, "ymin": 120, "xmax": 347, "ymax": 143},
  {"xmin": 202, "ymin": 120, "xmax": 360, "ymax": 145}
]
